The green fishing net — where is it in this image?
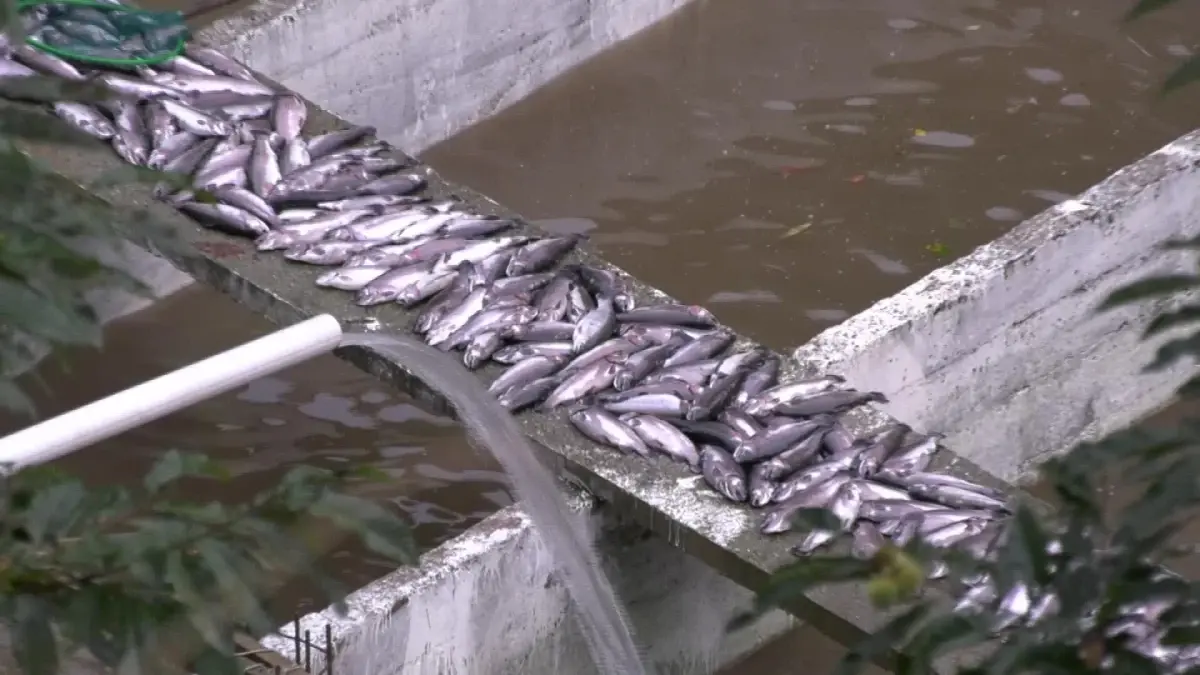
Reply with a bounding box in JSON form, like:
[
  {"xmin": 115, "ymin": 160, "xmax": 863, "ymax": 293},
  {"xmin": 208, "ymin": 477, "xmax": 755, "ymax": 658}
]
[{"xmin": 20, "ymin": 0, "xmax": 189, "ymax": 66}]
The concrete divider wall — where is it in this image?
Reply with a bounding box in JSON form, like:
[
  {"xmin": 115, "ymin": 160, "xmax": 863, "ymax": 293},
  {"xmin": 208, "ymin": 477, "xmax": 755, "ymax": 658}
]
[
  {"xmin": 266, "ymin": 498, "xmax": 794, "ymax": 675},
  {"xmin": 199, "ymin": 0, "xmax": 695, "ymax": 154},
  {"xmin": 791, "ymin": 130, "xmax": 1200, "ymax": 483}
]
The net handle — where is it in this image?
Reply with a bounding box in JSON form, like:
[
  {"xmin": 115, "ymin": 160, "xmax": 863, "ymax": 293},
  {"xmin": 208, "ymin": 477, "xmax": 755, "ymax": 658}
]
[{"xmin": 18, "ymin": 0, "xmax": 187, "ymax": 67}]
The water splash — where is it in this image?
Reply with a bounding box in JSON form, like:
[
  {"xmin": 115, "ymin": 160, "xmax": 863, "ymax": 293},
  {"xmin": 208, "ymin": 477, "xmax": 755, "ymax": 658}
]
[{"xmin": 338, "ymin": 332, "xmax": 649, "ymax": 675}]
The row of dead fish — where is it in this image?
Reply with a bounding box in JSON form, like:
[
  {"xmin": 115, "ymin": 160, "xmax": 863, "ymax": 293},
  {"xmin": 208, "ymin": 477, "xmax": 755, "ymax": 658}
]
[{"xmin": 12, "ymin": 17, "xmax": 1195, "ymax": 670}]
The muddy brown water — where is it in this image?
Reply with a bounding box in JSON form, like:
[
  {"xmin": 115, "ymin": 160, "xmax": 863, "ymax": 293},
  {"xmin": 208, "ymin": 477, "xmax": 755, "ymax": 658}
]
[
  {"xmin": 424, "ymin": 0, "xmax": 1200, "ymax": 348},
  {"xmin": 0, "ymin": 287, "xmax": 509, "ymax": 618},
  {"xmin": 8, "ymin": 0, "xmax": 1200, "ymax": 670}
]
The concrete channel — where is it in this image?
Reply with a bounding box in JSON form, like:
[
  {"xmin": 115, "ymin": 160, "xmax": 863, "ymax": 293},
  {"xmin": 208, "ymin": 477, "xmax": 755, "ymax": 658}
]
[{"xmin": 18, "ymin": 0, "xmax": 1200, "ymax": 671}]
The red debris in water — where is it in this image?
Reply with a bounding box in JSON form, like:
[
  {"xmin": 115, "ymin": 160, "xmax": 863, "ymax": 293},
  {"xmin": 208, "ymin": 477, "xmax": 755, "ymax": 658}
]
[{"xmin": 848, "ymin": 174, "xmax": 866, "ymax": 184}]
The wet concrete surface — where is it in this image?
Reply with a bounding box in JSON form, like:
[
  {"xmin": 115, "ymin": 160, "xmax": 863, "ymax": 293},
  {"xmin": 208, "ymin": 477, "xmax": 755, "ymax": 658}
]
[
  {"xmin": 423, "ymin": 0, "xmax": 1200, "ymax": 348},
  {"xmin": 0, "ymin": 286, "xmax": 508, "ymax": 619}
]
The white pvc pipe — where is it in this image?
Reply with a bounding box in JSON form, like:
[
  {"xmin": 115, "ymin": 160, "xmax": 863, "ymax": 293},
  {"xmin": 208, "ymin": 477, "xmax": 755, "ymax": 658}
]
[{"xmin": 0, "ymin": 314, "xmax": 344, "ymax": 472}]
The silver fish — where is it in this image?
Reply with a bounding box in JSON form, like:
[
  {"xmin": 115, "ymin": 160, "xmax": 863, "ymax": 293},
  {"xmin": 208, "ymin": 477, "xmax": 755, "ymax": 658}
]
[
  {"xmin": 700, "ymin": 445, "xmax": 747, "ymax": 502},
  {"xmin": 761, "ymin": 474, "xmax": 852, "ymax": 535},
  {"xmin": 272, "ymin": 94, "xmax": 307, "ymax": 140},
  {"xmin": 742, "ymin": 375, "xmax": 847, "ymax": 416},
  {"xmin": 572, "ymin": 296, "xmax": 616, "ymax": 354},
  {"xmin": 160, "ymin": 98, "xmax": 233, "ymax": 137},
  {"xmin": 178, "ymin": 202, "xmax": 269, "ymax": 237},
  {"xmin": 53, "ymin": 102, "xmax": 115, "ymax": 139},
  {"xmin": 542, "ymin": 360, "xmax": 621, "ymax": 410},
  {"xmin": 249, "ymin": 134, "xmax": 283, "ymax": 197},
  {"xmin": 569, "ymin": 407, "xmax": 651, "ymax": 457},
  {"xmin": 488, "ymin": 354, "xmax": 569, "ymax": 396},
  {"xmin": 315, "ymin": 265, "xmax": 393, "ymax": 291},
  {"xmin": 624, "ymin": 414, "xmax": 700, "ymax": 469}
]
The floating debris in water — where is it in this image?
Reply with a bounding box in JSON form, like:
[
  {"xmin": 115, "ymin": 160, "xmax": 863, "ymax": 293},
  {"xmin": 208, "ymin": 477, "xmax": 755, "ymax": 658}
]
[{"xmin": 19, "ymin": 7, "xmax": 1196, "ymax": 668}]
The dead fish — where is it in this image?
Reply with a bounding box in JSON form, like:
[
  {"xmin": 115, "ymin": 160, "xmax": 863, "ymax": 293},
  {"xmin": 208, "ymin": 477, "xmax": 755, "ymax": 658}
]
[
  {"xmin": 507, "ymin": 235, "xmax": 583, "ymax": 276},
  {"xmin": 613, "ymin": 335, "xmax": 689, "ymax": 390},
  {"xmin": 754, "ymin": 425, "xmax": 829, "ymax": 479},
  {"xmin": 53, "ymin": 102, "xmax": 115, "ymax": 139},
  {"xmin": 160, "ymin": 98, "xmax": 233, "ymax": 137},
  {"xmin": 741, "ymin": 375, "xmax": 847, "ymax": 416},
  {"xmin": 761, "ymin": 474, "xmax": 852, "ymax": 535},
  {"xmin": 542, "ymin": 360, "xmax": 622, "ymax": 410},
  {"xmin": 700, "ymin": 445, "xmax": 747, "ymax": 502},
  {"xmin": 284, "ymin": 240, "xmax": 385, "ymax": 265},
  {"xmin": 668, "ymin": 419, "xmax": 744, "ymax": 452},
  {"xmin": 505, "ymin": 320, "xmax": 576, "ymax": 343},
  {"xmin": 308, "ymin": 125, "xmax": 376, "ymax": 158},
  {"xmin": 662, "ymin": 331, "xmax": 735, "ymax": 370},
  {"xmin": 908, "ymin": 482, "xmax": 1010, "ymax": 513},
  {"xmin": 569, "ymin": 407, "xmax": 651, "ymax": 457},
  {"xmin": 315, "ymin": 265, "xmax": 393, "ymax": 291},
  {"xmin": 748, "ymin": 463, "xmax": 779, "ymax": 508},
  {"xmin": 618, "ymin": 304, "xmax": 718, "ymax": 328},
  {"xmin": 733, "ymin": 418, "xmax": 830, "ymax": 463},
  {"xmin": 572, "ymin": 296, "xmax": 616, "ymax": 354},
  {"xmin": 772, "ymin": 390, "xmax": 888, "ymax": 417},
  {"xmin": 687, "ymin": 369, "xmax": 751, "ymax": 421},
  {"xmin": 850, "ymin": 522, "xmax": 886, "ymax": 560},
  {"xmin": 857, "ymin": 499, "xmax": 944, "ymax": 523},
  {"xmin": 488, "ymin": 354, "xmax": 569, "ymax": 396},
  {"xmin": 880, "ymin": 434, "xmax": 945, "ymax": 476},
  {"xmin": 491, "ymin": 342, "xmax": 574, "ymax": 364},
  {"xmin": 853, "ymin": 422, "xmax": 911, "ymax": 478},
  {"xmin": 464, "ymin": 331, "xmax": 505, "ymax": 369},
  {"xmin": 272, "ymin": 94, "xmax": 307, "ymax": 140},
  {"xmin": 497, "ymin": 377, "xmax": 558, "ymax": 413},
  {"xmin": 178, "ymin": 202, "xmax": 268, "ymax": 237},
  {"xmin": 571, "ymin": 265, "xmax": 634, "ymax": 312},
  {"xmin": 625, "ymin": 414, "xmax": 700, "ymax": 470},
  {"xmin": 771, "ymin": 459, "xmax": 854, "ymax": 504},
  {"xmin": 734, "ymin": 356, "xmax": 781, "ymax": 406},
  {"xmin": 603, "ymin": 393, "xmax": 690, "ymax": 418},
  {"xmin": 441, "ymin": 305, "xmax": 536, "ymax": 350}
]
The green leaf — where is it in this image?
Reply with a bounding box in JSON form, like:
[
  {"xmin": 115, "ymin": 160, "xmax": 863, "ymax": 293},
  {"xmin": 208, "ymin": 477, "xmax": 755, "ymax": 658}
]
[
  {"xmin": 22, "ymin": 479, "xmax": 86, "ymax": 544},
  {"xmin": 1126, "ymin": 0, "xmax": 1183, "ymax": 21},
  {"xmin": 1099, "ymin": 274, "xmax": 1200, "ymax": 311},
  {"xmin": 1144, "ymin": 303, "xmax": 1200, "ymax": 337},
  {"xmin": 1148, "ymin": 333, "xmax": 1200, "ymax": 370},
  {"xmin": 0, "ymin": 77, "xmax": 111, "ymax": 104},
  {"xmin": 164, "ymin": 550, "xmax": 227, "ymax": 653},
  {"xmin": 193, "ymin": 538, "xmax": 275, "ymax": 635},
  {"xmin": 1164, "ymin": 54, "xmax": 1200, "ymax": 93},
  {"xmin": 144, "ymin": 450, "xmax": 229, "ymax": 494},
  {"xmin": 834, "ymin": 603, "xmax": 930, "ymax": 675},
  {"xmin": 898, "ymin": 613, "xmax": 983, "ymax": 675},
  {"xmin": 309, "ymin": 491, "xmax": 415, "ymax": 563},
  {"xmin": 0, "ymin": 378, "xmax": 33, "ymax": 416},
  {"xmin": 11, "ymin": 595, "xmax": 59, "ymax": 675}
]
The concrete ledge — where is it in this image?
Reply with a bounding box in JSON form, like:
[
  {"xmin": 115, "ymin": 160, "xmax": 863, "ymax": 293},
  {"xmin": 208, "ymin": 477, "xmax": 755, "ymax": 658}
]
[
  {"xmin": 197, "ymin": 0, "xmax": 695, "ymax": 154},
  {"xmin": 265, "ymin": 499, "xmax": 794, "ymax": 675},
  {"xmin": 791, "ymin": 129, "xmax": 1200, "ymax": 483}
]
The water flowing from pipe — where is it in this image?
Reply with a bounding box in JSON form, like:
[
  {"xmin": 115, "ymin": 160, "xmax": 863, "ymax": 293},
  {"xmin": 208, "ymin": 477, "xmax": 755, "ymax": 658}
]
[{"xmin": 339, "ymin": 332, "xmax": 649, "ymax": 675}]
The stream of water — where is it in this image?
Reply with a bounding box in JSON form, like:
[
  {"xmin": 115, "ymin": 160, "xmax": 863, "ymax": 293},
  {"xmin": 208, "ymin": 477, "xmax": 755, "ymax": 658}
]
[{"xmin": 337, "ymin": 332, "xmax": 648, "ymax": 675}]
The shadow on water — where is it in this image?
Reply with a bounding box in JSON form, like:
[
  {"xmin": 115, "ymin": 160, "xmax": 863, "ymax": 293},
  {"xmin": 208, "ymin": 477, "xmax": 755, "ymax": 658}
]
[
  {"xmin": 0, "ymin": 287, "xmax": 511, "ymax": 619},
  {"xmin": 423, "ymin": 0, "xmax": 1200, "ymax": 349}
]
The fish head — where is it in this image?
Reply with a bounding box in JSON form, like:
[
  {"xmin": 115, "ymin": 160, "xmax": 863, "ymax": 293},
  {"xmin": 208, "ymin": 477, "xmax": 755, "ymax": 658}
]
[
  {"xmin": 355, "ymin": 286, "xmax": 398, "ymax": 305},
  {"xmin": 256, "ymin": 231, "xmax": 296, "ymax": 252},
  {"xmin": 723, "ymin": 476, "xmax": 749, "ymax": 503}
]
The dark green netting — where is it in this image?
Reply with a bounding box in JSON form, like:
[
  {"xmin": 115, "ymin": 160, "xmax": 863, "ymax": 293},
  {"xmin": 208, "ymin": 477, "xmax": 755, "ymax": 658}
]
[{"xmin": 20, "ymin": 0, "xmax": 188, "ymax": 66}]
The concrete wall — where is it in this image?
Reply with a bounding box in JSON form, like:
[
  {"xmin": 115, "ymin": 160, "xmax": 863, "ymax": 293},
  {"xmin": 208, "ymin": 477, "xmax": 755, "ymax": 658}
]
[
  {"xmin": 791, "ymin": 130, "xmax": 1200, "ymax": 483},
  {"xmin": 265, "ymin": 497, "xmax": 794, "ymax": 675},
  {"xmin": 198, "ymin": 0, "xmax": 695, "ymax": 154}
]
